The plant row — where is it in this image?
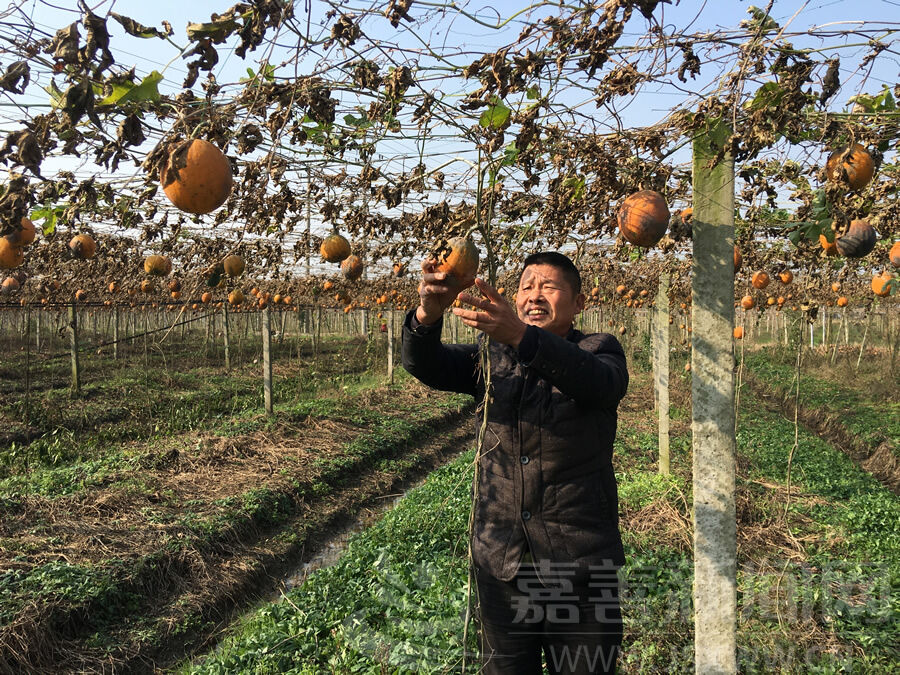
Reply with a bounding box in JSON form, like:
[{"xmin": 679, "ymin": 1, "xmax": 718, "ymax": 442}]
[{"xmin": 0, "ymin": 366, "xmax": 470, "ymax": 671}]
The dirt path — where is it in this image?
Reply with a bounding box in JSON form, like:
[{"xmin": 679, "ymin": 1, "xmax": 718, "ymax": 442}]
[{"xmin": 144, "ymin": 412, "xmax": 476, "ymax": 673}]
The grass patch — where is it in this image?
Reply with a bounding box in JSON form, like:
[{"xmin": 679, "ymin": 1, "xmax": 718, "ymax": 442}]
[
  {"xmin": 737, "ymin": 388, "xmax": 900, "ymax": 563},
  {"xmin": 0, "ymin": 337, "xmax": 403, "ymax": 495},
  {"xmin": 0, "ymin": 333, "xmax": 473, "ymax": 673},
  {"xmin": 734, "ymin": 388, "xmax": 898, "ymax": 671},
  {"xmin": 742, "ymin": 349, "xmax": 899, "ymax": 457}
]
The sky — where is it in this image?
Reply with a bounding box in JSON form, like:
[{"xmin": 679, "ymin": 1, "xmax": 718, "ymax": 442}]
[{"xmin": 11, "ymin": 1, "xmax": 898, "ymax": 129}]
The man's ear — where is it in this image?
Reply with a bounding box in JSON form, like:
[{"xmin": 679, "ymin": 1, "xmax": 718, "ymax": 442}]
[{"xmin": 575, "ymin": 293, "xmax": 586, "ymax": 312}]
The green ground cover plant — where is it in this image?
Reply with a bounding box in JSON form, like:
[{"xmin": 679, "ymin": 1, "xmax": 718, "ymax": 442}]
[
  {"xmin": 0, "ymin": 334, "xmax": 389, "ymax": 491},
  {"xmin": 733, "ymin": 388, "xmax": 898, "ymax": 672},
  {"xmin": 183, "ymin": 448, "xmax": 477, "ymax": 675},
  {"xmin": 188, "ymin": 362, "xmax": 899, "ymax": 674},
  {"xmin": 0, "ymin": 385, "xmax": 466, "ymax": 615},
  {"xmin": 742, "ymin": 350, "xmax": 899, "ymax": 457}
]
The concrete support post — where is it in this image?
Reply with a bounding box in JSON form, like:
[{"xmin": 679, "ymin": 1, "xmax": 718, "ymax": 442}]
[
  {"xmin": 653, "ymin": 273, "xmax": 671, "ymax": 475},
  {"xmin": 691, "ymin": 121, "xmax": 736, "ymax": 675}
]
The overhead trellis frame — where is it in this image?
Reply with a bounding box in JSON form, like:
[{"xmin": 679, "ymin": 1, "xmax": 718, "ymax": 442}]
[{"xmin": 0, "ymin": 0, "xmax": 895, "ymax": 288}]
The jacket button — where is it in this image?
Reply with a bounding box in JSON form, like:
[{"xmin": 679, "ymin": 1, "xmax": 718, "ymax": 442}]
[
  {"xmin": 522, "ymin": 510, "xmax": 531, "ymax": 521},
  {"xmin": 520, "ymin": 455, "xmax": 530, "ymax": 464}
]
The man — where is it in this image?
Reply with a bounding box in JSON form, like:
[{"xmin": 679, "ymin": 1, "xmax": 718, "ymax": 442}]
[{"xmin": 401, "ymin": 251, "xmax": 629, "ymax": 674}]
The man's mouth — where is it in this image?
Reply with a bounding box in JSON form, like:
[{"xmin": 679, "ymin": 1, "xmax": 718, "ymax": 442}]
[{"xmin": 526, "ymin": 308, "xmax": 548, "ymax": 317}]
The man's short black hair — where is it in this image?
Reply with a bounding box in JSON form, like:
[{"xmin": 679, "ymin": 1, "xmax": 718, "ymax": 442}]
[{"xmin": 521, "ymin": 251, "xmax": 582, "ymax": 294}]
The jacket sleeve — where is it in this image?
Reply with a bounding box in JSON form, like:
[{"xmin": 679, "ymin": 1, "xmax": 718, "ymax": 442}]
[
  {"xmin": 400, "ymin": 309, "xmax": 479, "ymax": 397},
  {"xmin": 520, "ymin": 326, "xmax": 628, "ymax": 408}
]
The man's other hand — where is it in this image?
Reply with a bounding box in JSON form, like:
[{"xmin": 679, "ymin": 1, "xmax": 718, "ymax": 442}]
[{"xmin": 454, "ymin": 278, "xmax": 528, "ymax": 347}]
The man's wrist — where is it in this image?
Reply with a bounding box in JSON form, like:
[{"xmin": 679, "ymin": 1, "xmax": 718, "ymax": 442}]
[
  {"xmin": 415, "ymin": 305, "xmax": 442, "ymax": 326},
  {"xmin": 508, "ymin": 322, "xmax": 528, "ymax": 349}
]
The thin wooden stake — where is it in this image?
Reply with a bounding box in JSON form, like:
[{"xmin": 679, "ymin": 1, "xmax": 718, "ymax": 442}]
[
  {"xmin": 113, "ymin": 306, "xmax": 119, "ymax": 360},
  {"xmin": 143, "ymin": 309, "xmax": 149, "ymax": 369},
  {"xmin": 890, "ymin": 314, "xmax": 899, "ymax": 375},
  {"xmin": 69, "ymin": 302, "xmax": 81, "ymax": 394},
  {"xmin": 262, "ymin": 305, "xmax": 273, "ymax": 415},
  {"xmin": 24, "ymin": 305, "xmax": 31, "ymax": 421},
  {"xmin": 856, "ymin": 309, "xmax": 873, "ymax": 372},
  {"xmin": 387, "ymin": 307, "xmax": 395, "ymax": 384},
  {"xmin": 205, "ymin": 311, "xmax": 211, "ymax": 355},
  {"xmin": 844, "ymin": 309, "xmax": 850, "ymax": 345},
  {"xmin": 223, "ymin": 304, "xmax": 231, "ymax": 370},
  {"xmin": 831, "ymin": 308, "xmax": 845, "ymax": 365},
  {"xmin": 314, "ymin": 306, "xmax": 322, "ymax": 357}
]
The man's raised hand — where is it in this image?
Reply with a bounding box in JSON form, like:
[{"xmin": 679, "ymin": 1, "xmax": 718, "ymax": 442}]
[
  {"xmin": 415, "ymin": 259, "xmax": 474, "ymax": 325},
  {"xmin": 454, "ymin": 278, "xmax": 527, "ymax": 347}
]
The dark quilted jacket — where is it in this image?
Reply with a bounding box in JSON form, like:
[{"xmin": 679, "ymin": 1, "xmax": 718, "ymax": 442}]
[{"xmin": 401, "ymin": 310, "xmax": 628, "ymax": 583}]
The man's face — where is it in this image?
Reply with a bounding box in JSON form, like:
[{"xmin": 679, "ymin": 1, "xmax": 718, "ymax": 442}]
[{"xmin": 516, "ymin": 263, "xmax": 585, "ymax": 337}]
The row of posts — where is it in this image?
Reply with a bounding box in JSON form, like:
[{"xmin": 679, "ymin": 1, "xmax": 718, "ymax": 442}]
[
  {"xmin": 0, "ymin": 303, "xmax": 399, "ymax": 401},
  {"xmin": 1, "ymin": 303, "xmax": 487, "ymax": 413},
  {"xmin": 3, "ymin": 300, "xmax": 894, "ymax": 416}
]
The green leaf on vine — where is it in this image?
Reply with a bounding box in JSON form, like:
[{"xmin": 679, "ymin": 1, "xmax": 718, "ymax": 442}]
[
  {"xmin": 741, "ymin": 6, "xmax": 780, "ymax": 34},
  {"xmin": 30, "ymin": 202, "xmax": 65, "ymax": 236},
  {"xmin": 500, "ymin": 143, "xmax": 518, "ymax": 168},
  {"xmin": 45, "ymin": 81, "xmax": 64, "ymax": 108},
  {"xmin": 344, "ymin": 113, "xmax": 371, "ymax": 129},
  {"xmin": 847, "ymin": 85, "xmax": 895, "ymax": 113},
  {"xmin": 748, "ymin": 82, "xmax": 784, "ymax": 110},
  {"xmin": 563, "ymin": 175, "xmax": 586, "ymax": 202},
  {"xmin": 479, "ymin": 96, "xmax": 510, "ymax": 129},
  {"xmin": 240, "ymin": 64, "xmax": 276, "ymax": 83},
  {"xmin": 808, "ymin": 189, "xmax": 832, "ymax": 228},
  {"xmin": 99, "ymin": 70, "xmax": 162, "ymax": 106}
]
